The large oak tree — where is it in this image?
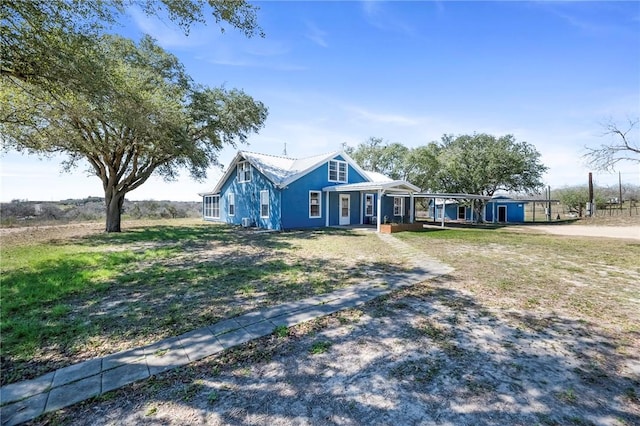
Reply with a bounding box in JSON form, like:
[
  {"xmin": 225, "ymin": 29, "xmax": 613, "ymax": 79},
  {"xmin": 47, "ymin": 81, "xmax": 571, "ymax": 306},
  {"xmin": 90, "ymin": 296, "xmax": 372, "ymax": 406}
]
[
  {"xmin": 1, "ymin": 35, "xmax": 267, "ymax": 232},
  {"xmin": 1, "ymin": 1, "xmax": 267, "ymax": 232}
]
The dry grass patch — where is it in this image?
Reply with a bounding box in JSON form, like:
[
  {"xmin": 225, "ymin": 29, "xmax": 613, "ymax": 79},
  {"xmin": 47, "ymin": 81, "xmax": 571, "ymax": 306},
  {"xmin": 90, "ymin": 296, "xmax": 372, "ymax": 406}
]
[{"xmin": 1, "ymin": 221, "xmax": 405, "ymax": 385}]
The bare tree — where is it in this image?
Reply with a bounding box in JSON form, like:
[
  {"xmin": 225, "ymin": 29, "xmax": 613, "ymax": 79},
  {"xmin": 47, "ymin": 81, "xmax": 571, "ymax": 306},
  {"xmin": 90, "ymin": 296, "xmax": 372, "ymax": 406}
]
[{"xmin": 584, "ymin": 118, "xmax": 640, "ymax": 171}]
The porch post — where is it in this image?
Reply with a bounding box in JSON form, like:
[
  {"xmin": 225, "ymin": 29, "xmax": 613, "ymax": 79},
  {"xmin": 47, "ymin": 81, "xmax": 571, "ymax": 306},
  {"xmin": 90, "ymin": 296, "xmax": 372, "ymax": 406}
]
[
  {"xmin": 492, "ymin": 202, "xmax": 496, "ymax": 224},
  {"xmin": 325, "ymin": 191, "xmax": 329, "ymax": 227},
  {"xmin": 376, "ymin": 189, "xmax": 382, "ymax": 232},
  {"xmin": 359, "ymin": 192, "xmax": 363, "ymax": 225},
  {"xmin": 441, "ymin": 199, "xmax": 445, "ymax": 228},
  {"xmin": 471, "ymin": 199, "xmax": 474, "ymax": 222},
  {"xmin": 409, "ymin": 193, "xmax": 414, "ymax": 223}
]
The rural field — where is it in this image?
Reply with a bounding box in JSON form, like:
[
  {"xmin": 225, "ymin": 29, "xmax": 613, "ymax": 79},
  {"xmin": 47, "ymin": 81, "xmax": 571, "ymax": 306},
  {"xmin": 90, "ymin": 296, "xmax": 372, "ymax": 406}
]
[{"xmin": 1, "ymin": 219, "xmax": 639, "ymax": 425}]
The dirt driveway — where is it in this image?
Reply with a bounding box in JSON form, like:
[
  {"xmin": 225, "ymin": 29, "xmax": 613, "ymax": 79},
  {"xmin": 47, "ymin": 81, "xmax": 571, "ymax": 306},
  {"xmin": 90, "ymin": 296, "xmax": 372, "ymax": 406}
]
[{"xmin": 517, "ymin": 225, "xmax": 640, "ymax": 240}]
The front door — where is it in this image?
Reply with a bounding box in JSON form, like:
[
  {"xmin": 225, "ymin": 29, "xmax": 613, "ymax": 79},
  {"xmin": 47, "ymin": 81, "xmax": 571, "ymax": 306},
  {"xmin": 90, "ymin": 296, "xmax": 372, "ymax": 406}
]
[
  {"xmin": 339, "ymin": 194, "xmax": 350, "ymax": 225},
  {"xmin": 498, "ymin": 205, "xmax": 507, "ymax": 222},
  {"xmin": 457, "ymin": 206, "xmax": 466, "ymax": 220}
]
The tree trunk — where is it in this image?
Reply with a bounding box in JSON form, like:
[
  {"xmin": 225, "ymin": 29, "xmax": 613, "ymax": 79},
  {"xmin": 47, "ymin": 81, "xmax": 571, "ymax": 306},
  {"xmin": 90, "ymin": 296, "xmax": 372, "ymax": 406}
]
[{"xmin": 105, "ymin": 192, "xmax": 125, "ymax": 232}]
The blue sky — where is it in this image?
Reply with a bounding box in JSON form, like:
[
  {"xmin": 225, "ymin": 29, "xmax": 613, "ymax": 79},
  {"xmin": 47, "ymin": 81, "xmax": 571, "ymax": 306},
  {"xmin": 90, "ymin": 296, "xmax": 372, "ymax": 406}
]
[{"xmin": 2, "ymin": 0, "xmax": 639, "ymax": 202}]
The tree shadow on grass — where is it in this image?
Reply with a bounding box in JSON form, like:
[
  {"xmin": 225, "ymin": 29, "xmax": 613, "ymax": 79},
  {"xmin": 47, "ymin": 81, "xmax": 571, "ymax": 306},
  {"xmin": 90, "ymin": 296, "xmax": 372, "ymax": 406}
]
[
  {"xmin": 74, "ymin": 223, "xmax": 371, "ymax": 252},
  {"xmin": 39, "ymin": 279, "xmax": 640, "ymax": 426},
  {"xmin": 0, "ymin": 226, "xmax": 403, "ymax": 387}
]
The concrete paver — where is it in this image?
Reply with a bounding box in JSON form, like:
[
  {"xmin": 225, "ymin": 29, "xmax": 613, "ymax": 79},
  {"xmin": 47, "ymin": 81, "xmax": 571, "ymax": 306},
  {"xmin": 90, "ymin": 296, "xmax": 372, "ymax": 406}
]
[
  {"xmin": 146, "ymin": 346, "xmax": 190, "ymax": 376},
  {"xmin": 45, "ymin": 374, "xmax": 101, "ymax": 413},
  {"xmin": 102, "ymin": 347, "xmax": 146, "ymax": 371},
  {"xmin": 0, "ymin": 372, "xmax": 54, "ymax": 406},
  {"xmin": 102, "ymin": 362, "xmax": 149, "ymax": 394},
  {"xmin": 0, "ymin": 233, "xmax": 453, "ymax": 425},
  {"xmin": 51, "ymin": 359, "xmax": 102, "ymax": 388},
  {"xmin": 178, "ymin": 328, "xmax": 225, "ymax": 362},
  {"xmin": 1, "ymin": 393, "xmax": 48, "ymax": 426},
  {"xmin": 207, "ymin": 318, "xmax": 242, "ymax": 336},
  {"xmin": 243, "ymin": 320, "xmax": 278, "ymax": 339},
  {"xmin": 215, "ymin": 328, "xmax": 254, "ymax": 350}
]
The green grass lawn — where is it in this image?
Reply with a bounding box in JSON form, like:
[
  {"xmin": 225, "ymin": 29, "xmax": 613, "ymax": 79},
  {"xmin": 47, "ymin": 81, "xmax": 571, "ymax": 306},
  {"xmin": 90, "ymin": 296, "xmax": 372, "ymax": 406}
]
[{"xmin": 0, "ymin": 222, "xmax": 405, "ymax": 385}]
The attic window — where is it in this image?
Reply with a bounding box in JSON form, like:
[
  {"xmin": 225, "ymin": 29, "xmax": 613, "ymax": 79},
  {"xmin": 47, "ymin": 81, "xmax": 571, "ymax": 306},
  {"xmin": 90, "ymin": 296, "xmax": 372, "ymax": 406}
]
[
  {"xmin": 328, "ymin": 160, "xmax": 347, "ymax": 183},
  {"xmin": 237, "ymin": 161, "xmax": 251, "ymax": 183}
]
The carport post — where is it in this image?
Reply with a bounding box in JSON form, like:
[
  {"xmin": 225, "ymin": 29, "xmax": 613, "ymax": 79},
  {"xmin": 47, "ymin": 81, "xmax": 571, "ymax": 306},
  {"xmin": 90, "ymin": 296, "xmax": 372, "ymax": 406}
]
[
  {"xmin": 471, "ymin": 199, "xmax": 475, "ymax": 223},
  {"xmin": 410, "ymin": 193, "xmax": 414, "ymax": 223},
  {"xmin": 376, "ymin": 189, "xmax": 382, "ymax": 232}
]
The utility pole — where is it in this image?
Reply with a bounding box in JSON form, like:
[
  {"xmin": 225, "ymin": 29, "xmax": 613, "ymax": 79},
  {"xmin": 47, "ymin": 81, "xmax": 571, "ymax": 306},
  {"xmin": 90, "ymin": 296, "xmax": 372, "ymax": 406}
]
[
  {"xmin": 619, "ymin": 171, "xmax": 623, "ymax": 212},
  {"xmin": 588, "ymin": 172, "xmax": 594, "ymax": 217},
  {"xmin": 548, "ymin": 186, "xmax": 552, "ymax": 221}
]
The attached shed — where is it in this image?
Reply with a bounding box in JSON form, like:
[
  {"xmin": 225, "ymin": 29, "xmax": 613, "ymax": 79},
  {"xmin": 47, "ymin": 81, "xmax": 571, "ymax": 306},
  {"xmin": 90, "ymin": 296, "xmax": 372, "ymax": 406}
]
[{"xmin": 485, "ymin": 196, "xmax": 527, "ymax": 223}]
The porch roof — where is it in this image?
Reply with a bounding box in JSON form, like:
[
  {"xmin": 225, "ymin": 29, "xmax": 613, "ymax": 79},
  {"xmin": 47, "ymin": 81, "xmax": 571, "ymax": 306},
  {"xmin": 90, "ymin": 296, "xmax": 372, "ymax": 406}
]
[{"xmin": 322, "ymin": 180, "xmax": 420, "ymax": 193}]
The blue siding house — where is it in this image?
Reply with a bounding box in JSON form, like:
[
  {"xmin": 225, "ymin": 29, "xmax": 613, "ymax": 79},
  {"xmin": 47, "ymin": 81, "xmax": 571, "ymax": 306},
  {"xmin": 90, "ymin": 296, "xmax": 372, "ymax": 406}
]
[
  {"xmin": 429, "ymin": 195, "xmax": 527, "ymax": 223},
  {"xmin": 201, "ymin": 150, "xmax": 420, "ymax": 231}
]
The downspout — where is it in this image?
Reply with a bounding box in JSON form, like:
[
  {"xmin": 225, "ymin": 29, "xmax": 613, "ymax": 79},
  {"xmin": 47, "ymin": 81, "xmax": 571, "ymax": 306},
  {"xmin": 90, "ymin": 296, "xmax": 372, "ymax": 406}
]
[{"xmin": 325, "ymin": 190, "xmax": 329, "ymax": 227}]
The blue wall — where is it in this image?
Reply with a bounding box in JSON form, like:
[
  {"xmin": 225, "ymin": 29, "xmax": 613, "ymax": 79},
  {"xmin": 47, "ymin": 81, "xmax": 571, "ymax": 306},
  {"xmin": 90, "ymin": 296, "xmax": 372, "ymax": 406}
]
[
  {"xmin": 431, "ymin": 203, "xmax": 473, "ymax": 220},
  {"xmin": 485, "ymin": 201, "xmax": 526, "ymax": 222},
  {"xmin": 379, "ymin": 196, "xmax": 412, "ymax": 223},
  {"xmin": 281, "ymin": 155, "xmax": 368, "ymax": 229},
  {"xmin": 205, "ymin": 163, "xmax": 282, "ymax": 230},
  {"xmin": 205, "ymin": 153, "xmax": 375, "ymax": 230}
]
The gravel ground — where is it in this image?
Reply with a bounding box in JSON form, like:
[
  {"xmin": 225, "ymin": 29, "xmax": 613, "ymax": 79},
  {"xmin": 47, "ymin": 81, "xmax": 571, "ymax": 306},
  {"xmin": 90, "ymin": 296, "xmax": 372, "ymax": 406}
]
[
  {"xmin": 521, "ymin": 225, "xmax": 640, "ymax": 240},
  {"xmin": 36, "ymin": 280, "xmax": 639, "ymax": 426}
]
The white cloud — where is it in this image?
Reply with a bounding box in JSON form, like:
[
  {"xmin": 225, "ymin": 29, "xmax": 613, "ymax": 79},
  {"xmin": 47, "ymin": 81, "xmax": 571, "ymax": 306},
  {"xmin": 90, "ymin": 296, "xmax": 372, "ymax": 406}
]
[
  {"xmin": 344, "ymin": 106, "xmax": 420, "ymax": 126},
  {"xmin": 305, "ymin": 21, "xmax": 328, "ymax": 48},
  {"xmin": 360, "ymin": 0, "xmax": 414, "ymax": 35}
]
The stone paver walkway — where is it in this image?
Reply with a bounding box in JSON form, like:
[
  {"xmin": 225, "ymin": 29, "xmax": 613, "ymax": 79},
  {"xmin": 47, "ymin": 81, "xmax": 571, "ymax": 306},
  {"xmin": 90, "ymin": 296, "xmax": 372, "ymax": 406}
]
[{"xmin": 0, "ymin": 233, "xmax": 453, "ymax": 426}]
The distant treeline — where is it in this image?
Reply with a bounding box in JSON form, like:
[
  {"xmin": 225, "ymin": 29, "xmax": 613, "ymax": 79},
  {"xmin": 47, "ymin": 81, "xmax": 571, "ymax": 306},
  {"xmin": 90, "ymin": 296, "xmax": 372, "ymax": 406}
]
[{"xmin": 0, "ymin": 198, "xmax": 202, "ymax": 226}]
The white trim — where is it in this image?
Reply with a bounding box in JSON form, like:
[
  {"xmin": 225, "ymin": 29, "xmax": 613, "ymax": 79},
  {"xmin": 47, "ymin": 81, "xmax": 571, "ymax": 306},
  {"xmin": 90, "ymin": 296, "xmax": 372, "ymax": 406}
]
[
  {"xmin": 203, "ymin": 195, "xmax": 220, "ymax": 219},
  {"xmin": 309, "ymin": 190, "xmax": 322, "ymax": 218},
  {"xmin": 328, "ymin": 159, "xmax": 348, "ymax": 183},
  {"xmin": 325, "ymin": 191, "xmax": 329, "ymax": 227},
  {"xmin": 498, "ymin": 205, "xmax": 507, "ymax": 222},
  {"xmin": 339, "ymin": 194, "xmax": 350, "ymax": 225},
  {"xmin": 365, "ymin": 193, "xmax": 374, "ymax": 216},
  {"xmin": 376, "ymin": 190, "xmax": 382, "ymax": 232},
  {"xmin": 409, "ymin": 193, "xmax": 414, "ymax": 223},
  {"xmin": 322, "ymin": 180, "xmax": 420, "ymax": 193},
  {"xmin": 228, "ymin": 193, "xmax": 235, "ymax": 216},
  {"xmin": 457, "ymin": 205, "xmax": 466, "ymax": 220},
  {"xmin": 393, "ymin": 197, "xmax": 404, "ymax": 216},
  {"xmin": 237, "ymin": 161, "xmax": 251, "ymax": 183},
  {"xmin": 260, "ymin": 190, "xmax": 269, "ymax": 218}
]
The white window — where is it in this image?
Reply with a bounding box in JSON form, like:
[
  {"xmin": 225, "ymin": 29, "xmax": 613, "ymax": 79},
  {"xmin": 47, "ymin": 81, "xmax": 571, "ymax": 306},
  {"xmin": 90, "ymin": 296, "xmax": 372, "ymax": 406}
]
[
  {"xmin": 260, "ymin": 190, "xmax": 269, "ymax": 218},
  {"xmin": 228, "ymin": 193, "xmax": 235, "ymax": 216},
  {"xmin": 309, "ymin": 191, "xmax": 321, "ymax": 218},
  {"xmin": 393, "ymin": 197, "xmax": 404, "ymax": 216},
  {"xmin": 237, "ymin": 161, "xmax": 251, "ymax": 183},
  {"xmin": 365, "ymin": 193, "xmax": 374, "ymax": 217},
  {"xmin": 328, "ymin": 159, "xmax": 347, "ymax": 183},
  {"xmin": 204, "ymin": 195, "xmax": 220, "ymax": 219}
]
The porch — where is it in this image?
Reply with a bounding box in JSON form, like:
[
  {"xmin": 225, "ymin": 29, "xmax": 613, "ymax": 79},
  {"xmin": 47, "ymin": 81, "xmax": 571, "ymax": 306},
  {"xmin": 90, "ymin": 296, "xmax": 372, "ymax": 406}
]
[{"xmin": 322, "ymin": 180, "xmax": 421, "ymax": 232}]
